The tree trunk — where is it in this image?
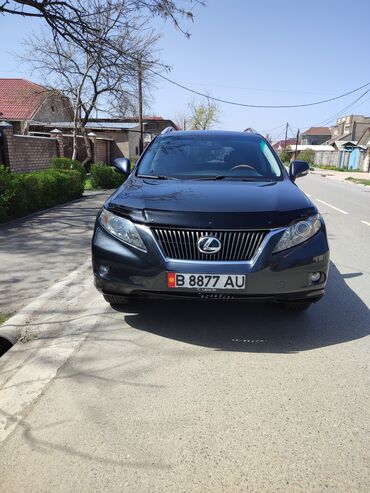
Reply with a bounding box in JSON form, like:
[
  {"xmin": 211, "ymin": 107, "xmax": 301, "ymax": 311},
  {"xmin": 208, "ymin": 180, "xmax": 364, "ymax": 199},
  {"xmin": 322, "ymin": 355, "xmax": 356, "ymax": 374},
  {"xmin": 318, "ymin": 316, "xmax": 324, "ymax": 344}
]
[
  {"xmin": 82, "ymin": 128, "xmax": 93, "ymax": 171},
  {"xmin": 71, "ymin": 103, "xmax": 81, "ymax": 161}
]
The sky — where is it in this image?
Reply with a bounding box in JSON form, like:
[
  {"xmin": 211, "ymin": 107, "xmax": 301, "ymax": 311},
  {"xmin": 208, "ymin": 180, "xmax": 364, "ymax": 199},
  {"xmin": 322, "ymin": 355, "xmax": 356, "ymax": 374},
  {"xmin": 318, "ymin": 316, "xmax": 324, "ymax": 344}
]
[{"xmin": 1, "ymin": 0, "xmax": 370, "ymax": 141}]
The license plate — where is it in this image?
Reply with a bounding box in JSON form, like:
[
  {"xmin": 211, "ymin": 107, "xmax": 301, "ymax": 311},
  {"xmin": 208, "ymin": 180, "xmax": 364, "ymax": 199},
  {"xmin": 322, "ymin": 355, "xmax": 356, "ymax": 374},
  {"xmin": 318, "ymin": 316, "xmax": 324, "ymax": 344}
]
[{"xmin": 167, "ymin": 273, "xmax": 246, "ymax": 290}]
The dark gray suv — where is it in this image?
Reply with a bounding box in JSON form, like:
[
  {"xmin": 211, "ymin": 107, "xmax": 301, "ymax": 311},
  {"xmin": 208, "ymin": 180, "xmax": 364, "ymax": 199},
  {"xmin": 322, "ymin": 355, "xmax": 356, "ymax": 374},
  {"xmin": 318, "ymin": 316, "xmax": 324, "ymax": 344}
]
[{"xmin": 92, "ymin": 129, "xmax": 329, "ymax": 311}]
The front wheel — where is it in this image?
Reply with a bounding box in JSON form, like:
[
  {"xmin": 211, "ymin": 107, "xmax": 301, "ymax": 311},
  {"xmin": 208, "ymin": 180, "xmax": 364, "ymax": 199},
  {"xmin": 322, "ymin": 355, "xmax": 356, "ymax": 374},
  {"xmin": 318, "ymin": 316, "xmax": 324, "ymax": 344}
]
[{"xmin": 279, "ymin": 301, "xmax": 312, "ymax": 312}]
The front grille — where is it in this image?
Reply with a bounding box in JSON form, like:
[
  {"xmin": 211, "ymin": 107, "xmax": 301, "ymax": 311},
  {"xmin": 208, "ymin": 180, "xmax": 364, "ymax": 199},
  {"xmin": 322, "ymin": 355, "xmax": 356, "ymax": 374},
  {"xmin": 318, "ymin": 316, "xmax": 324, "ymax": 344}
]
[{"xmin": 152, "ymin": 228, "xmax": 268, "ymax": 261}]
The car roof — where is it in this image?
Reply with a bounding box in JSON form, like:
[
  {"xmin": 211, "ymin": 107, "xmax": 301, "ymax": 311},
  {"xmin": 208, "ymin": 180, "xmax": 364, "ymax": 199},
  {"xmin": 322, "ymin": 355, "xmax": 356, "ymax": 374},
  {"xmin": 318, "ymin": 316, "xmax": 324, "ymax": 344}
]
[{"xmin": 160, "ymin": 130, "xmax": 264, "ymax": 141}]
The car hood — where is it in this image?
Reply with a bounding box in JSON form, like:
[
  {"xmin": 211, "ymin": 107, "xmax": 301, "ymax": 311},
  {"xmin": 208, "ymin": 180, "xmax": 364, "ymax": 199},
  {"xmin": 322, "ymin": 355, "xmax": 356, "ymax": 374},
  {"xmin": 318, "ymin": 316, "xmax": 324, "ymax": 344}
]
[{"xmin": 106, "ymin": 176, "xmax": 317, "ymax": 229}]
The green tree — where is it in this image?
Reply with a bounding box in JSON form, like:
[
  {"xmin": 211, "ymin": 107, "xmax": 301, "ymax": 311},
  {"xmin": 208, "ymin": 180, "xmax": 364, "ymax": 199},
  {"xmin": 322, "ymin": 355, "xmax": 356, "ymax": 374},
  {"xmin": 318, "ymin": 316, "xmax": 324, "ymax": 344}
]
[
  {"xmin": 279, "ymin": 149, "xmax": 291, "ymax": 163},
  {"xmin": 188, "ymin": 97, "xmax": 220, "ymax": 130}
]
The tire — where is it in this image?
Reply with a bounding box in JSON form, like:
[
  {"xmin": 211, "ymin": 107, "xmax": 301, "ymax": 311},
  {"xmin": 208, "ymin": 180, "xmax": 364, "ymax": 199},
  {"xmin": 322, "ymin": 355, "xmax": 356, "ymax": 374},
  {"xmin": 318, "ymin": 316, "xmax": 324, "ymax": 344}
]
[
  {"xmin": 279, "ymin": 301, "xmax": 312, "ymax": 312},
  {"xmin": 103, "ymin": 293, "xmax": 130, "ymax": 306}
]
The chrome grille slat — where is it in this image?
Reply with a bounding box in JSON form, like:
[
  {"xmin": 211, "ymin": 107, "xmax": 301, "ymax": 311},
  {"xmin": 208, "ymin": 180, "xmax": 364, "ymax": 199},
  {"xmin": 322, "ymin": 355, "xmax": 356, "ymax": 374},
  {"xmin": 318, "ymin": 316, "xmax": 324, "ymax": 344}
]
[
  {"xmin": 152, "ymin": 228, "xmax": 268, "ymax": 261},
  {"xmin": 253, "ymin": 232, "xmax": 262, "ymax": 256},
  {"xmin": 244, "ymin": 232, "xmax": 256, "ymax": 259},
  {"xmin": 234, "ymin": 232, "xmax": 242, "ymax": 260}
]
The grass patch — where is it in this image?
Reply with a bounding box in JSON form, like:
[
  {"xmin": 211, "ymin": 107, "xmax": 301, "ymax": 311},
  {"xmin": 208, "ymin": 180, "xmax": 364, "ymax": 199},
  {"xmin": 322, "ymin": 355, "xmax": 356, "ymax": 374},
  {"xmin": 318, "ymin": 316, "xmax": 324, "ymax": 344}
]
[
  {"xmin": 345, "ymin": 177, "xmax": 370, "ymax": 186},
  {"xmin": 0, "ymin": 313, "xmax": 12, "ymax": 325},
  {"xmin": 313, "ymin": 165, "xmax": 362, "ymax": 172},
  {"xmin": 84, "ymin": 175, "xmax": 93, "ymax": 190}
]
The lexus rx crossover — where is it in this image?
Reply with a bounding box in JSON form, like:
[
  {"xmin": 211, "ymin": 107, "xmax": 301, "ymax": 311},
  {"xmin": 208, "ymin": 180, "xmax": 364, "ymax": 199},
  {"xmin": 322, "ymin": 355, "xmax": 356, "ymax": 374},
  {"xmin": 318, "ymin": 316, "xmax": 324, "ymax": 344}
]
[{"xmin": 92, "ymin": 129, "xmax": 329, "ymax": 311}]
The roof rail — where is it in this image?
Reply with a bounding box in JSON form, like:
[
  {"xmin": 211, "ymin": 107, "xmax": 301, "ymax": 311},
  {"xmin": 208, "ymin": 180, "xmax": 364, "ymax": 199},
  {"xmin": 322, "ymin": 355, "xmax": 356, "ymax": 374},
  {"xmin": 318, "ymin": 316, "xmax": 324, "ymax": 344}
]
[
  {"xmin": 243, "ymin": 127, "xmax": 258, "ymax": 133},
  {"xmin": 161, "ymin": 126, "xmax": 177, "ymax": 134}
]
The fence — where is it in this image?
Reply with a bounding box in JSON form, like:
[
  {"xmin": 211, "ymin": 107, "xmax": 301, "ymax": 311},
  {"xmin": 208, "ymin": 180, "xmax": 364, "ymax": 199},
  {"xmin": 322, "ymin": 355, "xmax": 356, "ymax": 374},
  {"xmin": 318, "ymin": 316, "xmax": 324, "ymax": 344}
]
[
  {"xmin": 0, "ymin": 122, "xmax": 112, "ymax": 173},
  {"xmin": 313, "ymin": 151, "xmax": 338, "ymax": 167}
]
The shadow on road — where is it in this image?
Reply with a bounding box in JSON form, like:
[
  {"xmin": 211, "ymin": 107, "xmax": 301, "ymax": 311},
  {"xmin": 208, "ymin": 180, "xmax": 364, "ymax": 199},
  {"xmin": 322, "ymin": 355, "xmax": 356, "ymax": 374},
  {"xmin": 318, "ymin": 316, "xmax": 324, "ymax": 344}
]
[
  {"xmin": 0, "ymin": 192, "xmax": 110, "ymax": 314},
  {"xmin": 117, "ymin": 262, "xmax": 369, "ymax": 353}
]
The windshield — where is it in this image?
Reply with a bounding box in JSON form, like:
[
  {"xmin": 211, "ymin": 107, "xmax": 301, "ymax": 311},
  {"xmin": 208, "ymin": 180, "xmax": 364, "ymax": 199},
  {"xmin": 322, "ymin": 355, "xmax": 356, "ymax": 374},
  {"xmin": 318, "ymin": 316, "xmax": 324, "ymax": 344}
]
[{"xmin": 137, "ymin": 134, "xmax": 283, "ymax": 180}]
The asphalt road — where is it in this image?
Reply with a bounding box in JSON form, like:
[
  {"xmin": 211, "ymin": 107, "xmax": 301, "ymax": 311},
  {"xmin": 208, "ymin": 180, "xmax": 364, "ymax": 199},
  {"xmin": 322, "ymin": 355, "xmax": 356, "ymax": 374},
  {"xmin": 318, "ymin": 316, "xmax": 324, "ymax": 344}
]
[{"xmin": 0, "ymin": 174, "xmax": 369, "ymax": 492}]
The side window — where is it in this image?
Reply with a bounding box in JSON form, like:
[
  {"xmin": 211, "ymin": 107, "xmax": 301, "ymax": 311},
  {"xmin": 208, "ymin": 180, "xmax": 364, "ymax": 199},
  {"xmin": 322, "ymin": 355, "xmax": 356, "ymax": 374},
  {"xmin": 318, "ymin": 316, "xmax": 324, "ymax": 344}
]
[{"xmin": 260, "ymin": 141, "xmax": 281, "ymax": 177}]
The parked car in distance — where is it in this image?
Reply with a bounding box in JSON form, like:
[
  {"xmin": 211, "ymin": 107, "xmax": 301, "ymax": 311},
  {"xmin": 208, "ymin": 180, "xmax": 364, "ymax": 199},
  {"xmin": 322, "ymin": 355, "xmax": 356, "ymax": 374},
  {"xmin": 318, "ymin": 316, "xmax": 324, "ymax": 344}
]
[{"xmin": 92, "ymin": 129, "xmax": 329, "ymax": 311}]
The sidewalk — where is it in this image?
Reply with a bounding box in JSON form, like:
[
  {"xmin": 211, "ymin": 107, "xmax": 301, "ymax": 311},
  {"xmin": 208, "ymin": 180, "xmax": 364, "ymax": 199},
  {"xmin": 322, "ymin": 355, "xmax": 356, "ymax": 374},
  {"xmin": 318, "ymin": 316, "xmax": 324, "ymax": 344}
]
[
  {"xmin": 311, "ymin": 168, "xmax": 370, "ymax": 183},
  {"xmin": 0, "ymin": 190, "xmax": 112, "ymax": 316}
]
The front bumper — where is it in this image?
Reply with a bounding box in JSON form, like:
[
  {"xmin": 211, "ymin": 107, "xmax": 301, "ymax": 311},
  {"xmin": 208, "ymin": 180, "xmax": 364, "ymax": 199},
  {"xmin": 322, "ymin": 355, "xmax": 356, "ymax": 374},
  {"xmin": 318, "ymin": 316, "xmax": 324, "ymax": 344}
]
[{"xmin": 92, "ymin": 223, "xmax": 329, "ymax": 302}]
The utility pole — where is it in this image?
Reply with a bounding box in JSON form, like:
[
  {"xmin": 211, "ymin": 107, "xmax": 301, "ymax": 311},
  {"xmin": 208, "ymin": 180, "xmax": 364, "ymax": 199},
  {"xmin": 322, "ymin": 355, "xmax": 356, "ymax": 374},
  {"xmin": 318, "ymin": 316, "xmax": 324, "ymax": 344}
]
[
  {"xmin": 183, "ymin": 118, "xmax": 186, "ymax": 131},
  {"xmin": 284, "ymin": 122, "xmax": 289, "ymax": 149},
  {"xmin": 294, "ymin": 129, "xmax": 300, "ymax": 160},
  {"xmin": 138, "ymin": 59, "xmax": 143, "ymax": 154}
]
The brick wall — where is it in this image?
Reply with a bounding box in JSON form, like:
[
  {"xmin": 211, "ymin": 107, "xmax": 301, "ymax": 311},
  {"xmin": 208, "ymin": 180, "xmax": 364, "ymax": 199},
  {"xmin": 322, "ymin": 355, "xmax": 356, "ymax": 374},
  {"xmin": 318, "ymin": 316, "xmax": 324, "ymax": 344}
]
[
  {"xmin": 0, "ymin": 122, "xmax": 113, "ymax": 172},
  {"xmin": 0, "ymin": 123, "xmax": 58, "ymax": 173},
  {"xmin": 9, "ymin": 135, "xmax": 57, "ymax": 173}
]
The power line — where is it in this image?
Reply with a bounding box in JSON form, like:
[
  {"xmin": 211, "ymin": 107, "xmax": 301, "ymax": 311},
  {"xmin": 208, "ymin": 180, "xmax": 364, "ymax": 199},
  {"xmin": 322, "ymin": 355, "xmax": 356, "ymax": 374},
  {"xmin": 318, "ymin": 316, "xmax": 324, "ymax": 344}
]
[
  {"xmin": 147, "ymin": 68, "xmax": 370, "ymax": 109},
  {"xmin": 259, "ymin": 122, "xmax": 287, "ymax": 133},
  {"xmin": 314, "ymin": 89, "xmax": 370, "ymax": 127},
  {"xmin": 270, "ymin": 129, "xmax": 287, "ymax": 142},
  {"xmin": 270, "ymin": 90, "xmax": 370, "ymax": 134},
  {"xmin": 173, "ymin": 81, "xmax": 335, "ymax": 96}
]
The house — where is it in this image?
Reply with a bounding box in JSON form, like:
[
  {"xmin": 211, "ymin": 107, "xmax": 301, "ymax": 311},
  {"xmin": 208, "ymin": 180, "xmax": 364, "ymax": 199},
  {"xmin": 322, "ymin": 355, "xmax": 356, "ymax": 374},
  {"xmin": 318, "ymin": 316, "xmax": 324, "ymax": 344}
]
[
  {"xmin": 272, "ymin": 138, "xmax": 296, "ymax": 152},
  {"xmin": 300, "ymin": 127, "xmax": 331, "ymax": 145},
  {"xmin": 29, "ymin": 121, "xmax": 143, "ymax": 161},
  {"xmin": 357, "ymin": 127, "xmax": 370, "ymax": 147},
  {"xmin": 327, "ymin": 115, "xmax": 370, "ymax": 142},
  {"xmin": 0, "ymin": 79, "xmax": 73, "ymax": 134},
  {"xmin": 331, "ymin": 140, "xmax": 368, "ymax": 171},
  {"xmin": 357, "ymin": 128, "xmax": 370, "ymax": 172},
  {"xmin": 29, "ymin": 116, "xmax": 177, "ymax": 160},
  {"xmin": 89, "ymin": 116, "xmax": 178, "ymax": 139}
]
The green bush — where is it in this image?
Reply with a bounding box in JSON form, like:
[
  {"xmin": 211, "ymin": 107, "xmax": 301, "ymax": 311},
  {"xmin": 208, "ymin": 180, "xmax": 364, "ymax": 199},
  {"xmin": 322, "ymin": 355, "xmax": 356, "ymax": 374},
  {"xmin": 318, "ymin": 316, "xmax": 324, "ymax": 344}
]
[
  {"xmin": 298, "ymin": 149, "xmax": 315, "ymax": 165},
  {"xmin": 0, "ymin": 165, "xmax": 13, "ymax": 222},
  {"xmin": 90, "ymin": 163, "xmax": 126, "ymax": 189},
  {"xmin": 0, "ymin": 167, "xmax": 84, "ymax": 223},
  {"xmin": 51, "ymin": 157, "xmax": 86, "ymax": 181},
  {"xmin": 279, "ymin": 149, "xmax": 291, "ymax": 164}
]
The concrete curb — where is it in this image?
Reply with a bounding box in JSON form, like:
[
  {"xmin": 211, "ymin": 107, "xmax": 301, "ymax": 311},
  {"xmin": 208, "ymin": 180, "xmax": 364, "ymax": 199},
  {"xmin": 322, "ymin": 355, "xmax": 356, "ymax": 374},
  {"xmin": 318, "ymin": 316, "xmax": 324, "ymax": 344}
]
[
  {"xmin": 0, "ymin": 260, "xmax": 91, "ymax": 351},
  {"xmin": 0, "ymin": 269, "xmax": 107, "ymax": 445}
]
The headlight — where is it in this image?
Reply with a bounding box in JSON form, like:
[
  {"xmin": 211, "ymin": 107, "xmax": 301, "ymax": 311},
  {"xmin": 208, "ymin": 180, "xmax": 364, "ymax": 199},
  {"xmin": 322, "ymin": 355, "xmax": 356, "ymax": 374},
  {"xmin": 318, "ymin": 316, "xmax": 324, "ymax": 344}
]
[
  {"xmin": 273, "ymin": 214, "xmax": 321, "ymax": 253},
  {"xmin": 99, "ymin": 208, "xmax": 146, "ymax": 252}
]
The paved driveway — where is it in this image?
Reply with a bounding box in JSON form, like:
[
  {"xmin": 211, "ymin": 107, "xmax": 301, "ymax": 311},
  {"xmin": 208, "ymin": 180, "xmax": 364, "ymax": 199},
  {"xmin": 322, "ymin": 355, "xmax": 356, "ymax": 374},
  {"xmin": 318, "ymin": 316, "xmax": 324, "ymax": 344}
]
[{"xmin": 0, "ymin": 191, "xmax": 111, "ymax": 315}]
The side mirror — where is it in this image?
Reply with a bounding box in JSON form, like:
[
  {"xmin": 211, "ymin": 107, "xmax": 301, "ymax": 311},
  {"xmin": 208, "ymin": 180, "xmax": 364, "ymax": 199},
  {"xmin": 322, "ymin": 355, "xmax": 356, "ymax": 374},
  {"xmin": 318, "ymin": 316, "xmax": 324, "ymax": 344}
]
[
  {"xmin": 289, "ymin": 160, "xmax": 309, "ymax": 181},
  {"xmin": 113, "ymin": 157, "xmax": 131, "ymax": 176}
]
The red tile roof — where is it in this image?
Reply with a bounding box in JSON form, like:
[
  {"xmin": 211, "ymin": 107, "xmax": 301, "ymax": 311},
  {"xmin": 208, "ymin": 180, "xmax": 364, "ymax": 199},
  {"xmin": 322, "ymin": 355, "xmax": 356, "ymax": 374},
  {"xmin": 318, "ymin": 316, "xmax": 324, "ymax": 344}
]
[
  {"xmin": 0, "ymin": 79, "xmax": 47, "ymax": 120},
  {"xmin": 301, "ymin": 126, "xmax": 331, "ymax": 136},
  {"xmin": 272, "ymin": 138, "xmax": 296, "ymax": 150}
]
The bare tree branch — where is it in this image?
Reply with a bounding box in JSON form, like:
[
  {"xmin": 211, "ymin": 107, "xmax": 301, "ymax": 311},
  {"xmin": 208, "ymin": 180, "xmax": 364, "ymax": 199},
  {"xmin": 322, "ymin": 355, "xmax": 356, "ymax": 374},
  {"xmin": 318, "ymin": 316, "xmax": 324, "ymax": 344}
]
[
  {"xmin": 19, "ymin": 3, "xmax": 162, "ymax": 166},
  {"xmin": 2, "ymin": 0, "xmax": 204, "ymax": 50}
]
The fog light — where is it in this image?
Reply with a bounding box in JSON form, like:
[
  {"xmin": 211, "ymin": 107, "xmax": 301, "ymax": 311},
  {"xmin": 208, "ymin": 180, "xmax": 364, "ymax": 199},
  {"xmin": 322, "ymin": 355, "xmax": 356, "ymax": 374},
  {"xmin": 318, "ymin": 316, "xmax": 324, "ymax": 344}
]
[
  {"xmin": 99, "ymin": 265, "xmax": 109, "ymax": 276},
  {"xmin": 309, "ymin": 272, "xmax": 321, "ymax": 283}
]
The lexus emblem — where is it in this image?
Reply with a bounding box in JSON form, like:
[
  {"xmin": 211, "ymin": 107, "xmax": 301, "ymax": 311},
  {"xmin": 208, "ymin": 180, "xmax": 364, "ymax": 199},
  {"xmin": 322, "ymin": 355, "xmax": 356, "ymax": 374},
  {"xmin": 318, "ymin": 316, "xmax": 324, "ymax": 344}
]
[{"xmin": 197, "ymin": 236, "xmax": 221, "ymax": 254}]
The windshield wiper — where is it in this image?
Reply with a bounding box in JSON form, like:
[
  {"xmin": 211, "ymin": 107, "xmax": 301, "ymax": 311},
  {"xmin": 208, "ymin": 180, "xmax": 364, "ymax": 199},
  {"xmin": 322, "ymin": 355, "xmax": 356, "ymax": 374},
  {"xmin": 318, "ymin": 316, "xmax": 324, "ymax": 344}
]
[
  {"xmin": 239, "ymin": 177, "xmax": 276, "ymax": 182},
  {"xmin": 190, "ymin": 175, "xmax": 227, "ymax": 181},
  {"xmin": 190, "ymin": 176, "xmax": 274, "ymax": 181},
  {"xmin": 139, "ymin": 174, "xmax": 178, "ymax": 180}
]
